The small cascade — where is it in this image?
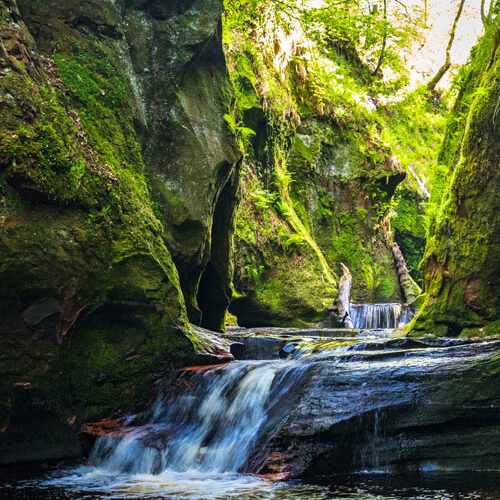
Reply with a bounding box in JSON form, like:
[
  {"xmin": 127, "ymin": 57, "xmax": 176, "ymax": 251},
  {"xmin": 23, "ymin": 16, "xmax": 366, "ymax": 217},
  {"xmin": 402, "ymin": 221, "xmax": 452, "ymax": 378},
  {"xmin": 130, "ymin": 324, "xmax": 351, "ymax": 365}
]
[
  {"xmin": 90, "ymin": 360, "xmax": 309, "ymax": 475},
  {"xmin": 19, "ymin": 333, "xmax": 500, "ymax": 500},
  {"xmin": 350, "ymin": 303, "xmax": 415, "ymax": 329}
]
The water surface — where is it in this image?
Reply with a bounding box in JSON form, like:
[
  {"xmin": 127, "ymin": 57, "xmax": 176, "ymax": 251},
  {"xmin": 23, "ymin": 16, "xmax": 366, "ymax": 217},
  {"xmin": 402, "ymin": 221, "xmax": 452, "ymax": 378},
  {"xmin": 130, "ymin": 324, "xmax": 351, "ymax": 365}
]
[
  {"xmin": 2, "ymin": 463, "xmax": 500, "ymax": 499},
  {"xmin": 3, "ymin": 330, "xmax": 499, "ymax": 499}
]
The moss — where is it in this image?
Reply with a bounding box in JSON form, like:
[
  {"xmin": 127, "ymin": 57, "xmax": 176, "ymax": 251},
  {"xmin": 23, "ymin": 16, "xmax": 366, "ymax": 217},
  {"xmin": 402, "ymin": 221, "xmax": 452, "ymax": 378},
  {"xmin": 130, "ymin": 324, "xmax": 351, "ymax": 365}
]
[
  {"xmin": 410, "ymin": 18, "xmax": 500, "ymax": 336},
  {"xmin": 255, "ymin": 255, "xmax": 336, "ymax": 326},
  {"xmin": 53, "ymin": 41, "xmax": 143, "ymax": 172},
  {"xmin": 461, "ymin": 320, "xmax": 500, "ymax": 338},
  {"xmin": 0, "ymin": 87, "xmax": 109, "ymax": 206},
  {"xmin": 0, "ymin": 0, "xmax": 200, "ymax": 432},
  {"xmin": 225, "ymin": 311, "xmax": 239, "ymax": 327},
  {"xmin": 232, "ymin": 164, "xmax": 336, "ymax": 326}
]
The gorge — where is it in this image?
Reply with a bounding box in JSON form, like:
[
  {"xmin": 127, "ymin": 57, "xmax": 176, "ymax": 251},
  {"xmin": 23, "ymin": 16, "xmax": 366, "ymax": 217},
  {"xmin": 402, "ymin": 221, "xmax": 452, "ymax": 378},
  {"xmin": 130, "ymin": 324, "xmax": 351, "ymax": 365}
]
[{"xmin": 0, "ymin": 0, "xmax": 500, "ymax": 498}]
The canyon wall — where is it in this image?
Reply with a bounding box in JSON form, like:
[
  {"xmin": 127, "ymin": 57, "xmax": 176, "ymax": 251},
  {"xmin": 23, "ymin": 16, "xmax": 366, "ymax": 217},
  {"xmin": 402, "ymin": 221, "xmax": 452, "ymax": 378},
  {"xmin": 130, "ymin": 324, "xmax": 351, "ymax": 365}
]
[
  {"xmin": 411, "ymin": 17, "xmax": 500, "ymax": 336},
  {"xmin": 0, "ymin": 0, "xmax": 237, "ymax": 462}
]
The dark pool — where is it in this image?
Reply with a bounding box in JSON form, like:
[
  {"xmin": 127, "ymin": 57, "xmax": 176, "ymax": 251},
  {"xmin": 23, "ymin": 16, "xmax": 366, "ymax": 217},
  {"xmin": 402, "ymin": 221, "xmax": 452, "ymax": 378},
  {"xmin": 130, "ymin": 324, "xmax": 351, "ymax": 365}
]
[{"xmin": 1, "ymin": 462, "xmax": 500, "ymax": 499}]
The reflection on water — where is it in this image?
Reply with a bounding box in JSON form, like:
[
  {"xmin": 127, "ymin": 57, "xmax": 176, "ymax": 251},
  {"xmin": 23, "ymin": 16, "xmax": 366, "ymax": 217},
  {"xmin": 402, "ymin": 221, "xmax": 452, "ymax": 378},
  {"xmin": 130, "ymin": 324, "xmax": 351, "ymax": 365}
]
[{"xmin": 1, "ymin": 464, "xmax": 500, "ymax": 500}]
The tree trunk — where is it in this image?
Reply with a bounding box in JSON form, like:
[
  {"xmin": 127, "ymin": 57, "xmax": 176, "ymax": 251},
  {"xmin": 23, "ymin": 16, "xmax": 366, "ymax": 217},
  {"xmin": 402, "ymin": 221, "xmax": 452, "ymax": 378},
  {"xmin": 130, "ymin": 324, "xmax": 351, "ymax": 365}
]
[
  {"xmin": 391, "ymin": 242, "xmax": 421, "ymax": 304},
  {"xmin": 427, "ymin": 0, "xmax": 466, "ymax": 92},
  {"xmin": 481, "ymin": 0, "xmax": 494, "ymax": 25},
  {"xmin": 373, "ymin": 0, "xmax": 388, "ymax": 77},
  {"xmin": 333, "ymin": 263, "xmax": 354, "ymax": 328}
]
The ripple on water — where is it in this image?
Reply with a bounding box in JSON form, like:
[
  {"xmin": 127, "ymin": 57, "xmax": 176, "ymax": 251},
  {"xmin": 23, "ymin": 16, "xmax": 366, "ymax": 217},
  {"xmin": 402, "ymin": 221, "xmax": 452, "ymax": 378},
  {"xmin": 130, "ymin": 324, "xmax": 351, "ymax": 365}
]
[
  {"xmin": 2, "ymin": 467, "xmax": 500, "ymax": 500},
  {"xmin": 40, "ymin": 467, "xmax": 275, "ymax": 499}
]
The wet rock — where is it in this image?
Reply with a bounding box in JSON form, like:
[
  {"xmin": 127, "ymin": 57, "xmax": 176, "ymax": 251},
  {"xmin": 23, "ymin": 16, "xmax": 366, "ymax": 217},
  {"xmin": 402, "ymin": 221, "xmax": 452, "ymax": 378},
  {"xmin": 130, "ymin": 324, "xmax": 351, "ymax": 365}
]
[
  {"xmin": 254, "ymin": 339, "xmax": 500, "ymax": 477},
  {"xmin": 225, "ymin": 335, "xmax": 289, "ymax": 360},
  {"xmin": 21, "ymin": 299, "xmax": 60, "ymax": 328},
  {"xmin": 117, "ymin": 0, "xmax": 241, "ymax": 331},
  {"xmin": 191, "ymin": 327, "xmax": 235, "ymax": 364}
]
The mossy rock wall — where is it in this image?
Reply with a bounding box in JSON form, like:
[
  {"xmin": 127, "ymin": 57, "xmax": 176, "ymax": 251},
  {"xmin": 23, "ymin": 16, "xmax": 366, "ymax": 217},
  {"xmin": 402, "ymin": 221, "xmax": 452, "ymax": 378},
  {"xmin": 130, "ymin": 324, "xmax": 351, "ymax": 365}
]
[
  {"xmin": 286, "ymin": 117, "xmax": 407, "ymax": 304},
  {"xmin": 229, "ymin": 107, "xmax": 407, "ymax": 328},
  {"xmin": 410, "ymin": 19, "xmax": 500, "ymax": 336},
  {"xmin": 115, "ymin": 0, "xmax": 241, "ymax": 331},
  {"xmin": 0, "ymin": 0, "xmax": 236, "ymax": 464},
  {"xmin": 224, "ymin": 8, "xmax": 415, "ymax": 327}
]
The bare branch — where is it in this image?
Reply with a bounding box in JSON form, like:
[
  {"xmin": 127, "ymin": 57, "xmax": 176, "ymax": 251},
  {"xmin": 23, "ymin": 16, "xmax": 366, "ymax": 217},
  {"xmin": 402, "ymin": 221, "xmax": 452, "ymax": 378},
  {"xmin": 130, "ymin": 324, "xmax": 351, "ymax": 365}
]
[
  {"xmin": 427, "ymin": 0, "xmax": 466, "ymax": 92},
  {"xmin": 372, "ymin": 0, "xmax": 388, "ymax": 77}
]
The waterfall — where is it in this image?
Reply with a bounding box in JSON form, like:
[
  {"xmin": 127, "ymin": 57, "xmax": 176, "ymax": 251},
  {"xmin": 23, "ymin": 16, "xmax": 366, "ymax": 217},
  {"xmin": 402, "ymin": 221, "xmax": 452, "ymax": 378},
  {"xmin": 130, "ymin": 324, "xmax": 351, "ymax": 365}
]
[
  {"xmin": 28, "ymin": 334, "xmax": 500, "ymax": 500},
  {"xmin": 350, "ymin": 303, "xmax": 415, "ymax": 329},
  {"xmin": 90, "ymin": 360, "xmax": 309, "ymax": 475}
]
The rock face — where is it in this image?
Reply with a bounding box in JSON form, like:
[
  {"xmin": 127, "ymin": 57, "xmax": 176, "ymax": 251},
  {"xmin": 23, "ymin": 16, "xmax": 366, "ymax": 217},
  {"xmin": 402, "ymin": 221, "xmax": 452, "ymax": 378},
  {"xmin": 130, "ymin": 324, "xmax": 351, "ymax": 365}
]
[
  {"xmin": 114, "ymin": 0, "xmax": 241, "ymax": 331},
  {"xmin": 254, "ymin": 338, "xmax": 500, "ymax": 477},
  {"xmin": 411, "ymin": 19, "xmax": 500, "ymax": 336},
  {"xmin": 0, "ymin": 0, "xmax": 237, "ymax": 463},
  {"xmin": 75, "ymin": 332, "xmax": 500, "ymax": 479},
  {"xmin": 223, "ymin": 4, "xmax": 419, "ymax": 327}
]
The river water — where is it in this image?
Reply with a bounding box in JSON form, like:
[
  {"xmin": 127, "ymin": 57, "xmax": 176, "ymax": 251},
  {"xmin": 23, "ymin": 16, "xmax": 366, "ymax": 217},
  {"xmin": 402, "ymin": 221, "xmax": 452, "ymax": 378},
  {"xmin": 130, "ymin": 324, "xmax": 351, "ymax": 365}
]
[
  {"xmin": 1, "ymin": 324, "xmax": 500, "ymax": 499},
  {"xmin": 2, "ymin": 463, "xmax": 500, "ymax": 499}
]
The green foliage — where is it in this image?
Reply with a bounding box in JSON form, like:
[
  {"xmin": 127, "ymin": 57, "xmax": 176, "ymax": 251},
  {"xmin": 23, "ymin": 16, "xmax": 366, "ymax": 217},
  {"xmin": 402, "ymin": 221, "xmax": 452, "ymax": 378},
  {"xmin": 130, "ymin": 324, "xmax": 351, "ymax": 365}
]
[
  {"xmin": 281, "ymin": 231, "xmax": 306, "ymax": 250},
  {"xmin": 224, "ymin": 113, "xmax": 256, "ymax": 152},
  {"xmin": 250, "ymin": 187, "xmax": 277, "ymax": 210},
  {"xmin": 305, "ymin": 0, "xmax": 423, "ymax": 87},
  {"xmin": 379, "ymin": 87, "xmax": 446, "ymax": 192}
]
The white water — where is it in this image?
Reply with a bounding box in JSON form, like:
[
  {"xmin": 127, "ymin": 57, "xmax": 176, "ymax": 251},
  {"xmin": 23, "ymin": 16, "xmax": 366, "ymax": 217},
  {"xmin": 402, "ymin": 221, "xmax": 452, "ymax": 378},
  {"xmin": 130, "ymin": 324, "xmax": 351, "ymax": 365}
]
[
  {"xmin": 90, "ymin": 360, "xmax": 307, "ymax": 475},
  {"xmin": 350, "ymin": 303, "xmax": 415, "ymax": 329},
  {"xmin": 43, "ymin": 467, "xmax": 272, "ymax": 499},
  {"xmin": 41, "ymin": 360, "xmax": 310, "ymax": 498}
]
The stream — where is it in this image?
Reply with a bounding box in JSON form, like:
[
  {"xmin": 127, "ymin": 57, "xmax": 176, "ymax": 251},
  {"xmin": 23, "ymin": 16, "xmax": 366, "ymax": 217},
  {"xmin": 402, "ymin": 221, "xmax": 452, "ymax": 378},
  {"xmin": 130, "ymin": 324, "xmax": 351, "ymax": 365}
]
[{"xmin": 2, "ymin": 311, "xmax": 500, "ymax": 499}]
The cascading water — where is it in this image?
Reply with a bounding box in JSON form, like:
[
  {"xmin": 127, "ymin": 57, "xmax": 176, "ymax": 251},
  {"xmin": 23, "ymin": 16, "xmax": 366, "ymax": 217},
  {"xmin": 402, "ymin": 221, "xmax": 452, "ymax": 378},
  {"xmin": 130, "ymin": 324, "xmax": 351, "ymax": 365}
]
[
  {"xmin": 350, "ymin": 303, "xmax": 415, "ymax": 329},
  {"xmin": 34, "ymin": 359, "xmax": 312, "ymax": 498},
  {"xmin": 18, "ymin": 331, "xmax": 500, "ymax": 500},
  {"xmin": 89, "ymin": 360, "xmax": 309, "ymax": 476}
]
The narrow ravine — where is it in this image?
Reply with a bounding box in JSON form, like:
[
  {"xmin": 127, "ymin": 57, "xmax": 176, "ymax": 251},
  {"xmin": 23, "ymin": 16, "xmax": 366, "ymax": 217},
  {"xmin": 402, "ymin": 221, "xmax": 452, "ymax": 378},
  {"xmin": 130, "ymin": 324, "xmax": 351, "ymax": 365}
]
[{"xmin": 0, "ymin": 1, "xmax": 499, "ymax": 499}]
